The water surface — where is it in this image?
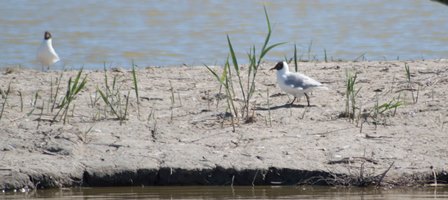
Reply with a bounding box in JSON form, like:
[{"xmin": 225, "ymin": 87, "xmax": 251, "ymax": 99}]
[
  {"xmin": 1, "ymin": 0, "xmax": 448, "ymax": 69},
  {"xmin": 3, "ymin": 186, "xmax": 448, "ymax": 199}
]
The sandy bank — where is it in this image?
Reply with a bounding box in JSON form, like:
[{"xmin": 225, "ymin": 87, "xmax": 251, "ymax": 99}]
[{"xmin": 0, "ymin": 60, "xmax": 447, "ymax": 190}]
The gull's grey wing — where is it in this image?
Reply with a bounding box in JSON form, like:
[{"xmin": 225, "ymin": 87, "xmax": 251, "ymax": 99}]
[{"xmin": 284, "ymin": 73, "xmax": 322, "ymax": 90}]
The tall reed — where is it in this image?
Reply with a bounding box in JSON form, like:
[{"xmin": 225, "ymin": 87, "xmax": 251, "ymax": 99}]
[
  {"xmin": 227, "ymin": 7, "xmax": 284, "ymax": 121},
  {"xmin": 344, "ymin": 70, "xmax": 361, "ymax": 121}
]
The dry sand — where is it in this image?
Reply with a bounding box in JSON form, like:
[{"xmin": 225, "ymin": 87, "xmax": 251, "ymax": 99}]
[{"xmin": 0, "ymin": 60, "xmax": 447, "ymax": 190}]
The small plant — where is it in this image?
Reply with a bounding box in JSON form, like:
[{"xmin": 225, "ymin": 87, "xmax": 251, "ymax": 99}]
[
  {"xmin": 147, "ymin": 107, "xmax": 158, "ymax": 141},
  {"xmin": 353, "ymin": 53, "xmax": 366, "ymax": 62},
  {"xmin": 18, "ymin": 91, "xmax": 23, "ymax": 112},
  {"xmin": 88, "ymin": 90, "xmax": 103, "ymax": 121},
  {"xmin": 205, "ymin": 60, "xmax": 237, "ymax": 131},
  {"xmin": 358, "ymin": 92, "xmax": 403, "ymax": 132},
  {"xmin": 52, "ymin": 69, "xmax": 87, "ymax": 124},
  {"xmin": 370, "ymin": 96, "xmax": 403, "ymax": 128},
  {"xmin": 307, "ymin": 40, "xmax": 313, "ymax": 61},
  {"xmin": 0, "ymin": 82, "xmax": 11, "ymax": 121},
  {"xmin": 51, "ymin": 72, "xmax": 64, "ymax": 112},
  {"xmin": 324, "ymin": 49, "xmax": 328, "ymax": 62},
  {"xmin": 205, "ymin": 6, "xmax": 284, "ymax": 126},
  {"xmin": 77, "ymin": 124, "xmax": 95, "ymax": 143},
  {"xmin": 343, "ymin": 70, "xmax": 361, "ymax": 121},
  {"xmin": 404, "ymin": 63, "xmax": 418, "ymax": 103},
  {"xmin": 37, "ymin": 99, "xmax": 45, "ymax": 129},
  {"xmin": 131, "ymin": 61, "xmax": 140, "ymax": 116},
  {"xmin": 404, "ymin": 63, "xmax": 411, "ymax": 83},
  {"xmin": 27, "ymin": 91, "xmax": 40, "ymax": 116},
  {"xmin": 375, "ymin": 98, "xmax": 402, "ymax": 117},
  {"xmin": 97, "ymin": 68, "xmax": 130, "ymax": 124},
  {"xmin": 89, "ymin": 90, "xmax": 101, "ymax": 108},
  {"xmin": 294, "ymin": 43, "xmax": 298, "ymax": 72}
]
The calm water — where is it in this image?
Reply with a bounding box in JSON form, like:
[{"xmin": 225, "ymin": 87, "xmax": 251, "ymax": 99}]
[
  {"xmin": 1, "ymin": 0, "xmax": 448, "ymax": 69},
  {"xmin": 2, "ymin": 186, "xmax": 448, "ymax": 199}
]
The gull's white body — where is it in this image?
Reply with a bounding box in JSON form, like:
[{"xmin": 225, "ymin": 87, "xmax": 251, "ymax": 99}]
[
  {"xmin": 37, "ymin": 34, "xmax": 59, "ymax": 68},
  {"xmin": 276, "ymin": 62, "xmax": 327, "ymax": 98},
  {"xmin": 272, "ymin": 62, "xmax": 328, "ymax": 105}
]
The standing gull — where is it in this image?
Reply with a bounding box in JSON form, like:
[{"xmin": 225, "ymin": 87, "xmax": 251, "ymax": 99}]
[
  {"xmin": 270, "ymin": 61, "xmax": 328, "ymax": 106},
  {"xmin": 37, "ymin": 31, "xmax": 60, "ymax": 71}
]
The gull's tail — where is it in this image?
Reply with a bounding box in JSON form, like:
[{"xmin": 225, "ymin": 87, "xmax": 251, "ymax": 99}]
[{"xmin": 316, "ymin": 85, "xmax": 329, "ymax": 90}]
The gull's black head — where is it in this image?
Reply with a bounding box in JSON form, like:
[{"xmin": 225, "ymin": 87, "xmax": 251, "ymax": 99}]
[
  {"xmin": 270, "ymin": 61, "xmax": 284, "ymax": 71},
  {"xmin": 44, "ymin": 31, "xmax": 52, "ymax": 40}
]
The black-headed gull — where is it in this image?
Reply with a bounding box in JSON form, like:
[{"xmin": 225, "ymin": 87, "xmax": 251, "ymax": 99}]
[
  {"xmin": 37, "ymin": 31, "xmax": 60, "ymax": 71},
  {"xmin": 270, "ymin": 61, "xmax": 328, "ymax": 106}
]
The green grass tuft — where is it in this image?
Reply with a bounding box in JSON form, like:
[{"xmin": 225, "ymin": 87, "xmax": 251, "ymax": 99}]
[
  {"xmin": 205, "ymin": 6, "xmax": 285, "ymax": 128},
  {"xmin": 344, "ymin": 70, "xmax": 361, "ymax": 121},
  {"xmin": 52, "ymin": 68, "xmax": 87, "ymax": 124},
  {"xmin": 0, "ymin": 82, "xmax": 11, "ymax": 121}
]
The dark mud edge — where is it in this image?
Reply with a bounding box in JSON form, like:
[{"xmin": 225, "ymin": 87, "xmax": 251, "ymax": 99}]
[{"xmin": 1, "ymin": 167, "xmax": 447, "ymax": 191}]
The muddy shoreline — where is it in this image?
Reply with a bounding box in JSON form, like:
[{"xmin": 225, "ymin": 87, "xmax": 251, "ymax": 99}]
[{"xmin": 1, "ymin": 60, "xmax": 447, "ymax": 190}]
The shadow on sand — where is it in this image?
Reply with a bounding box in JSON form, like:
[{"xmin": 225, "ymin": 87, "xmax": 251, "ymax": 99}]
[{"xmin": 255, "ymin": 104, "xmax": 316, "ymax": 111}]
